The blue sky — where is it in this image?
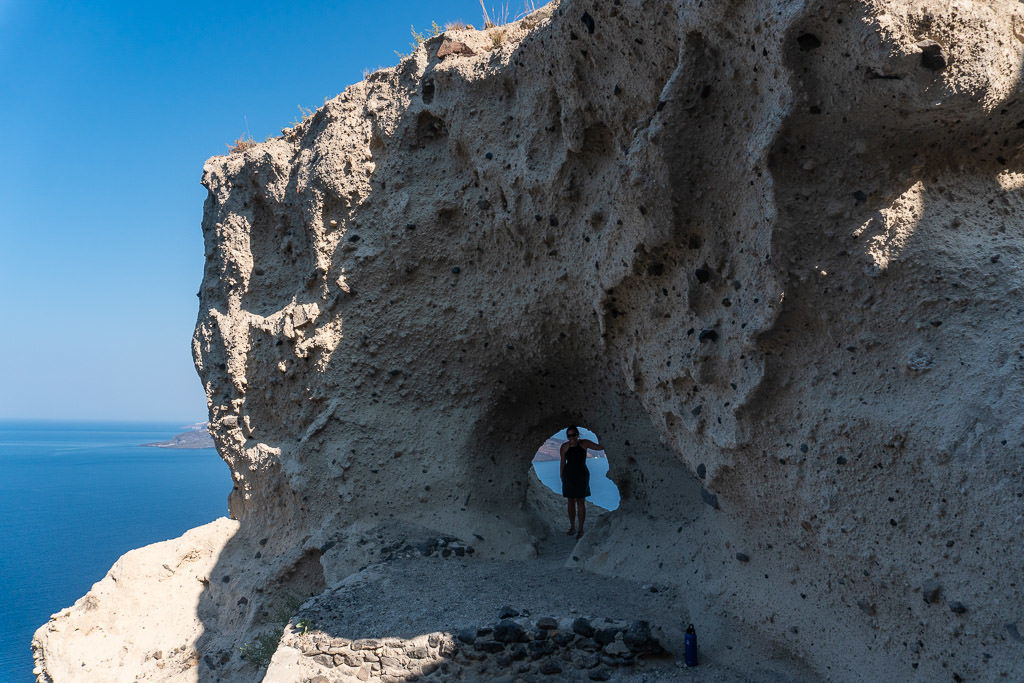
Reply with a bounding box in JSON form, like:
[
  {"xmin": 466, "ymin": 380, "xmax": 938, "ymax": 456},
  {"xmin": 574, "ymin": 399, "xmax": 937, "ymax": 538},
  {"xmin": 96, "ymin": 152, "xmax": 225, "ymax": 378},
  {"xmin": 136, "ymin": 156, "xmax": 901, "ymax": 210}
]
[{"xmin": 0, "ymin": 0, "xmax": 504, "ymax": 421}]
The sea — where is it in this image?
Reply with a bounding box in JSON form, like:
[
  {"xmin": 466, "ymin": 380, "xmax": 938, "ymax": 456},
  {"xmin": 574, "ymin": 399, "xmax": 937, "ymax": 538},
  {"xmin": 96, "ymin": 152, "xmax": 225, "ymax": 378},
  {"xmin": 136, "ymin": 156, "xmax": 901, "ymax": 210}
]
[
  {"xmin": 0, "ymin": 422, "xmax": 619, "ymax": 682},
  {"xmin": 532, "ymin": 457, "xmax": 620, "ymax": 511},
  {"xmin": 0, "ymin": 421, "xmax": 231, "ymax": 682}
]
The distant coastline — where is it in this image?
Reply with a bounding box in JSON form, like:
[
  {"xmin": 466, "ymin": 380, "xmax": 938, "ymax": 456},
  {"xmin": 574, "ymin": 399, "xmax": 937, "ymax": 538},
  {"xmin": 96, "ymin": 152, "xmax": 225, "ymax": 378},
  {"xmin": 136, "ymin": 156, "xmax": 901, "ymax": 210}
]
[
  {"xmin": 532, "ymin": 437, "xmax": 605, "ymax": 462},
  {"xmin": 141, "ymin": 422, "xmax": 214, "ymax": 449}
]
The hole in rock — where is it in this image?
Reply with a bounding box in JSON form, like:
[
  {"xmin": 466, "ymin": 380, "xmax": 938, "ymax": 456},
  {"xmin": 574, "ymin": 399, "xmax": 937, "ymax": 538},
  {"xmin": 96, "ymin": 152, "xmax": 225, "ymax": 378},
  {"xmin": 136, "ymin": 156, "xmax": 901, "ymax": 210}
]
[{"xmin": 531, "ymin": 426, "xmax": 620, "ymax": 511}]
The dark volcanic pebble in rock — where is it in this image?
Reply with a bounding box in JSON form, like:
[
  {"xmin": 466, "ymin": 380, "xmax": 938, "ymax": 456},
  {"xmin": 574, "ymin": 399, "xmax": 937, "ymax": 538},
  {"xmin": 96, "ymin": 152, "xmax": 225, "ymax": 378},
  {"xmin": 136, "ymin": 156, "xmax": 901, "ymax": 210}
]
[
  {"xmin": 499, "ymin": 605, "xmax": 520, "ymax": 619},
  {"xmin": 736, "ymin": 552, "xmax": 750, "ymax": 562},
  {"xmin": 916, "ymin": 39, "xmax": 946, "ymax": 70},
  {"xmin": 572, "ymin": 618, "xmax": 595, "ymax": 637},
  {"xmin": 949, "ymin": 601, "xmax": 967, "ymax": 614},
  {"xmin": 1006, "ymin": 623, "xmax": 1023, "ymax": 643},
  {"xmin": 698, "ymin": 329, "xmax": 718, "ymax": 342},
  {"xmin": 594, "ymin": 628, "xmax": 618, "ymax": 646}
]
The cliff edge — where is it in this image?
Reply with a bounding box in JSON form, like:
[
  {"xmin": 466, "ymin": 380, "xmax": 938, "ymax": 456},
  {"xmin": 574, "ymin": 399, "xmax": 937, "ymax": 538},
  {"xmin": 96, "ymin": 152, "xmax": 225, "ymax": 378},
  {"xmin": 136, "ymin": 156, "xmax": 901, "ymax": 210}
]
[{"xmin": 34, "ymin": 0, "xmax": 1024, "ymax": 680}]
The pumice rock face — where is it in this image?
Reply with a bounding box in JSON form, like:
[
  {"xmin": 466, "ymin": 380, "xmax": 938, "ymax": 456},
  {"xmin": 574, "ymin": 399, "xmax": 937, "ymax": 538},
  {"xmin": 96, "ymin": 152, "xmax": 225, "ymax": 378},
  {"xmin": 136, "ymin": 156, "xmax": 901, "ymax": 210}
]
[{"xmin": 34, "ymin": 1, "xmax": 1024, "ymax": 681}]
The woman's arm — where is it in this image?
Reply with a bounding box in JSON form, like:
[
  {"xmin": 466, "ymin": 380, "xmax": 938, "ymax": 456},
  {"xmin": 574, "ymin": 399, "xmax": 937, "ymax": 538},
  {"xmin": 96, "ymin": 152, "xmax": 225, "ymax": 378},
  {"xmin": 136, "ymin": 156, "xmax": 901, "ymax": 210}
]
[
  {"xmin": 580, "ymin": 438, "xmax": 604, "ymax": 451},
  {"xmin": 559, "ymin": 442, "xmax": 568, "ymax": 479}
]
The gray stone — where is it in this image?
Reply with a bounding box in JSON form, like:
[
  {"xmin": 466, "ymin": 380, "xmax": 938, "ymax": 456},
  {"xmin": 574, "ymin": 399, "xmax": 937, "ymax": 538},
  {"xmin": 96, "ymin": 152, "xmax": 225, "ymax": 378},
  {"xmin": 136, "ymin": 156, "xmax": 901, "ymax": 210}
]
[
  {"xmin": 948, "ymin": 601, "xmax": 967, "ymax": 614},
  {"xmin": 623, "ymin": 620, "xmax": 665, "ymax": 655},
  {"xmin": 477, "ymin": 640, "xmax": 506, "ymax": 653},
  {"xmin": 499, "ymin": 605, "xmax": 520, "ymax": 618},
  {"xmin": 856, "ymin": 599, "xmax": 876, "ymax": 616},
  {"xmin": 589, "ymin": 668, "xmax": 612, "ymax": 681},
  {"xmin": 701, "ymin": 487, "xmax": 720, "ymax": 509},
  {"xmin": 494, "ymin": 619, "xmax": 528, "ymax": 643},
  {"xmin": 536, "ymin": 617, "xmax": 558, "ymax": 630},
  {"xmin": 539, "ymin": 658, "xmax": 563, "ymax": 675},
  {"xmin": 572, "ymin": 617, "xmax": 595, "ymax": 637},
  {"xmin": 352, "ymin": 638, "xmax": 381, "ymax": 651},
  {"xmin": 529, "ymin": 640, "xmax": 555, "ymax": 660},
  {"xmin": 552, "ymin": 630, "xmax": 575, "ymax": 646},
  {"xmin": 921, "ymin": 580, "xmax": 943, "ymax": 604},
  {"xmin": 594, "ymin": 628, "xmax": 618, "ymax": 646},
  {"xmin": 438, "ymin": 639, "xmax": 459, "ymax": 658},
  {"xmin": 457, "ymin": 629, "xmax": 477, "ymax": 644},
  {"xmin": 312, "ymin": 653, "xmax": 336, "ymax": 668}
]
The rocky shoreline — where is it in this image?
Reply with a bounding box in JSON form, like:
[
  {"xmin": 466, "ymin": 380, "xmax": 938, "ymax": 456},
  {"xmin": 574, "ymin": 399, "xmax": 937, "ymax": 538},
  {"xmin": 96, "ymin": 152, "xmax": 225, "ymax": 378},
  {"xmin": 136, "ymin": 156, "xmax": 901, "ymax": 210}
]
[{"xmin": 140, "ymin": 423, "xmax": 213, "ymax": 449}]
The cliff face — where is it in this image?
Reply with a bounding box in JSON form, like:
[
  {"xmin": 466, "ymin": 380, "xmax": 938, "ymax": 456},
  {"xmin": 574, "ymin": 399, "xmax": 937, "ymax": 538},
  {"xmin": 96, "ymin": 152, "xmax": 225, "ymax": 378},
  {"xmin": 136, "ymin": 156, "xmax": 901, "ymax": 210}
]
[{"xmin": 35, "ymin": 0, "xmax": 1024, "ymax": 680}]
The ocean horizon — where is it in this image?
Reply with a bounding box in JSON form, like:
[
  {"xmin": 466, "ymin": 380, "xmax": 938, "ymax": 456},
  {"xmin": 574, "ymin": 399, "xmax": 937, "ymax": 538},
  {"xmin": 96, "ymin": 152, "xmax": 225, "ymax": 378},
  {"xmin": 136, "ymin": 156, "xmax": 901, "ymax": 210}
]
[
  {"xmin": 1, "ymin": 421, "xmax": 619, "ymax": 681},
  {"xmin": 0, "ymin": 420, "xmax": 231, "ymax": 681}
]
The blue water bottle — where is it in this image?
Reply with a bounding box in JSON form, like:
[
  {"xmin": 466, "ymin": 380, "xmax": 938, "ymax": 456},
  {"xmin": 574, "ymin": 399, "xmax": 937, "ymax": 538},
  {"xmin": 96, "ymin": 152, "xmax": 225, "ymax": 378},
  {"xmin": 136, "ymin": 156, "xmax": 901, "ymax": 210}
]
[{"xmin": 684, "ymin": 623, "xmax": 698, "ymax": 667}]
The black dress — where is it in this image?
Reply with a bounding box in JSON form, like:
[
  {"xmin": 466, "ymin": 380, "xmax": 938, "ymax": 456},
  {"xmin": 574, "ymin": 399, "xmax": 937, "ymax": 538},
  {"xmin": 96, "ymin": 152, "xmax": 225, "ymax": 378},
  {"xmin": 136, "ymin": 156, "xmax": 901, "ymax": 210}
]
[{"xmin": 561, "ymin": 444, "xmax": 591, "ymax": 498}]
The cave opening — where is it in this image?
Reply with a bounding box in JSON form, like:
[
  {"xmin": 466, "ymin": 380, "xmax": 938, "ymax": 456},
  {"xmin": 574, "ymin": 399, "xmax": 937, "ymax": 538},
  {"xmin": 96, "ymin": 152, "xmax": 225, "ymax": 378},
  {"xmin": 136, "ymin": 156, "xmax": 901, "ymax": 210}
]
[{"xmin": 530, "ymin": 425, "xmax": 620, "ymax": 511}]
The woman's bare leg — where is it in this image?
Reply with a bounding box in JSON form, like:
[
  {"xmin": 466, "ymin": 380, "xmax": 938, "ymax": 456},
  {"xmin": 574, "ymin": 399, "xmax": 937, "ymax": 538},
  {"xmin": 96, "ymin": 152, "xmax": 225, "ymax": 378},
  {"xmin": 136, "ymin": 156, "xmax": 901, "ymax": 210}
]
[
  {"xmin": 575, "ymin": 499, "xmax": 586, "ymax": 538},
  {"xmin": 566, "ymin": 498, "xmax": 576, "ymax": 534}
]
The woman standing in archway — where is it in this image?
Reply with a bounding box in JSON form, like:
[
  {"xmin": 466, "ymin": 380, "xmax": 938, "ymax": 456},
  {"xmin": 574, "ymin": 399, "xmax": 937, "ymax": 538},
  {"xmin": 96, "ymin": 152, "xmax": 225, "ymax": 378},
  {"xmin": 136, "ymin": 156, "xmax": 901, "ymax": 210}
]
[{"xmin": 560, "ymin": 427, "xmax": 604, "ymax": 539}]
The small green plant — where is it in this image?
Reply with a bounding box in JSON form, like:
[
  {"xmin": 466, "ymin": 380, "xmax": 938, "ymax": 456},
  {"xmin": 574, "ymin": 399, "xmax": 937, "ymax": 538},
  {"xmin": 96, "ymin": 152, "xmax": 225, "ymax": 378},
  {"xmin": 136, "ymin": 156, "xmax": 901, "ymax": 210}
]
[
  {"xmin": 397, "ymin": 22, "xmax": 443, "ymax": 59},
  {"xmin": 295, "ymin": 618, "xmax": 313, "ymax": 635},
  {"xmin": 239, "ymin": 631, "xmax": 280, "ymax": 668},
  {"xmin": 239, "ymin": 593, "xmax": 309, "ymax": 669},
  {"xmin": 227, "ymin": 134, "xmax": 256, "ymax": 153}
]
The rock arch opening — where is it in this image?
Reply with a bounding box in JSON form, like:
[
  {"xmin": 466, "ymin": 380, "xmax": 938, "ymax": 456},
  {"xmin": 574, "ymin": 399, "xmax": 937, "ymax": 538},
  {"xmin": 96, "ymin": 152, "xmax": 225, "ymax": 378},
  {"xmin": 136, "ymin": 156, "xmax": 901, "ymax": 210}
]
[{"xmin": 530, "ymin": 426, "xmax": 620, "ymax": 512}]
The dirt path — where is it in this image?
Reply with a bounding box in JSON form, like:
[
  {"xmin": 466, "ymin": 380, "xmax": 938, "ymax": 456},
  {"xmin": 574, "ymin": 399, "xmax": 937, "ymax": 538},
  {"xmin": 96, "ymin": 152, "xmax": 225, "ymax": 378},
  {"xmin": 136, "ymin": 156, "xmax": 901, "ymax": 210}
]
[{"xmin": 265, "ymin": 530, "xmax": 817, "ymax": 682}]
